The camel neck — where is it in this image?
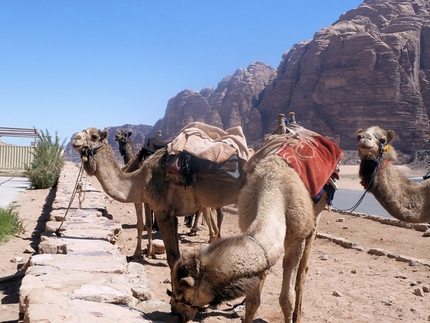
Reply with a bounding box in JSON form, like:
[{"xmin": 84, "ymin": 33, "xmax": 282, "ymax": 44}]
[
  {"xmin": 92, "ymin": 144, "xmax": 146, "ymax": 203},
  {"xmin": 368, "ymin": 160, "xmax": 430, "ymax": 223}
]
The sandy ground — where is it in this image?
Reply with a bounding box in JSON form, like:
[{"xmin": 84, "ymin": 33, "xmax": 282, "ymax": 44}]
[{"xmin": 1, "ymin": 165, "xmax": 430, "ymax": 323}]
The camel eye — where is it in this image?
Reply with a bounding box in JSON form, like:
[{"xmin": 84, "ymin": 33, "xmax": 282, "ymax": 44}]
[
  {"xmin": 91, "ymin": 135, "xmax": 98, "ymax": 140},
  {"xmin": 380, "ymin": 138, "xmax": 386, "ymax": 144}
]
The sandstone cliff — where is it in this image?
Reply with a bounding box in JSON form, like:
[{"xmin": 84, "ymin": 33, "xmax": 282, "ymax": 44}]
[
  {"xmin": 258, "ymin": 0, "xmax": 430, "ymax": 152},
  {"xmin": 66, "ymin": 0, "xmax": 430, "ymax": 156},
  {"xmin": 153, "ymin": 0, "xmax": 430, "ymax": 153},
  {"xmin": 150, "ymin": 62, "xmax": 277, "ymax": 145}
]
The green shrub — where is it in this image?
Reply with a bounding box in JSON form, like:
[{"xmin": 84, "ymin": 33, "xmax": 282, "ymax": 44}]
[
  {"xmin": 24, "ymin": 129, "xmax": 66, "ymax": 189},
  {"xmin": 0, "ymin": 206, "xmax": 25, "ymax": 243}
]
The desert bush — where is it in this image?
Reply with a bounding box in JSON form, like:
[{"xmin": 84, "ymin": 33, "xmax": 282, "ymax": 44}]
[
  {"xmin": 24, "ymin": 129, "xmax": 66, "ymax": 189},
  {"xmin": 0, "ymin": 206, "xmax": 25, "ymax": 243}
]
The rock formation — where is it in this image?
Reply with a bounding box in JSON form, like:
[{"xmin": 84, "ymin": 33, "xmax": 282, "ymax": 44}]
[
  {"xmin": 66, "ymin": 0, "xmax": 430, "ymax": 154},
  {"xmin": 258, "ymin": 0, "xmax": 430, "ymax": 152}
]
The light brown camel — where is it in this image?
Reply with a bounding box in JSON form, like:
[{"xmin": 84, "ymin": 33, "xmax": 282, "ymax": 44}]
[
  {"xmin": 169, "ymin": 154, "xmax": 333, "ymax": 323},
  {"xmin": 357, "ymin": 126, "xmax": 430, "ymax": 223},
  {"xmin": 115, "ymin": 130, "xmax": 134, "ymax": 165},
  {"xmin": 169, "ymin": 123, "xmax": 343, "ymax": 323},
  {"xmin": 72, "ymin": 126, "xmax": 248, "ymax": 269}
]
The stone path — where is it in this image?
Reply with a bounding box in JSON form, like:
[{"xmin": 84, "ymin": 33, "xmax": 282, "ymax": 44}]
[{"xmin": 19, "ymin": 163, "xmax": 176, "ymax": 323}]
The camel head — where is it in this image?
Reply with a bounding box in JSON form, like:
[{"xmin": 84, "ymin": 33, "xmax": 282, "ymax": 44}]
[
  {"xmin": 72, "ymin": 127, "xmax": 109, "ymax": 175},
  {"xmin": 357, "ymin": 126, "xmax": 395, "ymax": 161},
  {"xmin": 115, "ymin": 130, "xmax": 132, "ymax": 157},
  {"xmin": 168, "ymin": 253, "xmax": 210, "ymax": 322}
]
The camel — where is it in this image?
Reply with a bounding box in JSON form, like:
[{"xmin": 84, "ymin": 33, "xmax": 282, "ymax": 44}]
[
  {"xmin": 169, "ymin": 123, "xmax": 343, "ymax": 323},
  {"xmin": 112, "ymin": 129, "xmax": 219, "ymax": 258},
  {"xmin": 115, "ymin": 130, "xmax": 134, "ymax": 165},
  {"xmin": 113, "ymin": 129, "xmax": 161, "ymax": 258},
  {"xmin": 72, "ymin": 125, "xmax": 249, "ymax": 269},
  {"xmin": 357, "ymin": 126, "xmax": 430, "ymax": 223}
]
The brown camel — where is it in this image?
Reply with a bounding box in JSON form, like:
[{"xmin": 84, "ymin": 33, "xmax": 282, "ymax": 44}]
[
  {"xmin": 72, "ymin": 126, "xmax": 248, "ymax": 269},
  {"xmin": 113, "ymin": 129, "xmax": 159, "ymax": 258},
  {"xmin": 169, "ymin": 123, "xmax": 343, "ymax": 323},
  {"xmin": 357, "ymin": 126, "xmax": 430, "ymax": 223},
  {"xmin": 113, "ymin": 130, "xmax": 218, "ymax": 258}
]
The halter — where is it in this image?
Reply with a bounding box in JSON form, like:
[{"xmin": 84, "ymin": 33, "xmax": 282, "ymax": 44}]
[{"xmin": 79, "ymin": 129, "xmax": 104, "ymax": 161}]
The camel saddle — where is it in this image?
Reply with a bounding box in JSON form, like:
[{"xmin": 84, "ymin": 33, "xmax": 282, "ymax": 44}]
[
  {"xmin": 243, "ymin": 123, "xmax": 343, "ymax": 198},
  {"xmin": 165, "ymin": 122, "xmax": 251, "ymax": 185}
]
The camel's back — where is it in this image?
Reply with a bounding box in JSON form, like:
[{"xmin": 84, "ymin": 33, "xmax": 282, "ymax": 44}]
[{"xmin": 238, "ymin": 154, "xmax": 315, "ymax": 240}]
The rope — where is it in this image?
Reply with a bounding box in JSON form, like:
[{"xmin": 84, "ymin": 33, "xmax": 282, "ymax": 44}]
[
  {"xmin": 332, "ymin": 133, "xmax": 384, "ymax": 213},
  {"xmin": 55, "ymin": 163, "xmax": 85, "ymax": 236}
]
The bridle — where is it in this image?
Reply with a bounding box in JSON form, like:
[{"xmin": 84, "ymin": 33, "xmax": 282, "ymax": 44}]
[{"xmin": 79, "ymin": 129, "xmax": 104, "ymax": 162}]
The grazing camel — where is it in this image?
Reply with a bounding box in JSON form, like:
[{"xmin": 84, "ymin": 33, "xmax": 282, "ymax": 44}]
[
  {"xmin": 169, "ymin": 125, "xmax": 343, "ymax": 323},
  {"xmin": 357, "ymin": 126, "xmax": 430, "ymax": 223},
  {"xmin": 72, "ymin": 124, "xmax": 250, "ymax": 269}
]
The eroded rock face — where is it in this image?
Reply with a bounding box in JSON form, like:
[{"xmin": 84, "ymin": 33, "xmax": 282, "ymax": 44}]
[
  {"xmin": 66, "ymin": 1, "xmax": 430, "ymax": 153},
  {"xmin": 258, "ymin": 0, "xmax": 430, "ymax": 152},
  {"xmin": 155, "ymin": 62, "xmax": 276, "ymax": 145}
]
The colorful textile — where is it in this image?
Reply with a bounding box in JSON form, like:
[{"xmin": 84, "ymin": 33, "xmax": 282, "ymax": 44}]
[{"xmin": 244, "ymin": 126, "xmax": 343, "ymax": 197}]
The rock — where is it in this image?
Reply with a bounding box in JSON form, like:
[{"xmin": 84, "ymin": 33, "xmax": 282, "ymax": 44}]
[
  {"xmin": 423, "ymin": 285, "xmax": 430, "ymax": 293},
  {"xmin": 368, "ymin": 248, "xmax": 387, "ymax": 256},
  {"xmin": 24, "ymin": 246, "xmax": 35, "ymax": 254},
  {"xmin": 414, "ymin": 288, "xmax": 425, "ymax": 297},
  {"xmin": 413, "ymin": 224, "xmax": 429, "ymax": 232},
  {"xmin": 10, "ymin": 256, "xmax": 23, "ymax": 263},
  {"xmin": 152, "ymin": 239, "xmax": 166, "ymax": 254},
  {"xmin": 332, "ymin": 291, "xmax": 343, "ymax": 297}
]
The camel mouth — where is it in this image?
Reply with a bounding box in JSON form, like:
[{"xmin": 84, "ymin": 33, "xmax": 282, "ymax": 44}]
[
  {"xmin": 71, "ymin": 143, "xmax": 89, "ymax": 152},
  {"xmin": 357, "ymin": 137, "xmax": 377, "ymax": 150}
]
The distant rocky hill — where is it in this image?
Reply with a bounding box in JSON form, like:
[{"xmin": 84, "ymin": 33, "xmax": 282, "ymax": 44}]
[{"xmin": 67, "ymin": 0, "xmax": 430, "ymax": 162}]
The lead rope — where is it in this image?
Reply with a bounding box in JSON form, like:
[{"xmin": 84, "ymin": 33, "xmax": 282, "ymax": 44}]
[
  {"xmin": 55, "ymin": 162, "xmax": 85, "ymax": 236},
  {"xmin": 331, "ymin": 159, "xmax": 380, "ymax": 212},
  {"xmin": 332, "ymin": 133, "xmax": 384, "ymax": 213}
]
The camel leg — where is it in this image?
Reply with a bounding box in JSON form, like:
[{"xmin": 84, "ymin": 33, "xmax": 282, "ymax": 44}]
[
  {"xmin": 157, "ymin": 211, "xmax": 180, "ymax": 269},
  {"xmin": 293, "ymin": 214, "xmax": 321, "ymax": 322},
  {"xmin": 244, "ymin": 273, "xmax": 267, "ymax": 323},
  {"xmin": 152, "ymin": 210, "xmax": 159, "ymax": 231},
  {"xmin": 131, "ymin": 203, "xmax": 144, "ymax": 259},
  {"xmin": 187, "ymin": 210, "xmax": 200, "ymax": 236},
  {"xmin": 201, "ymin": 208, "xmax": 217, "ymax": 242},
  {"xmin": 143, "ymin": 203, "xmax": 156, "ymax": 259},
  {"xmin": 279, "ymin": 239, "xmax": 306, "ymax": 323},
  {"xmin": 216, "ymin": 207, "xmax": 224, "ymax": 239}
]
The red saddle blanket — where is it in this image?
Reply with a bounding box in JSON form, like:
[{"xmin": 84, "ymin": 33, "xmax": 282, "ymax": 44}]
[{"xmin": 243, "ymin": 126, "xmax": 343, "ymax": 197}]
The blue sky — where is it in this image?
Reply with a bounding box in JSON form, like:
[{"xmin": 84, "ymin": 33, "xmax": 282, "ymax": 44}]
[{"xmin": 0, "ymin": 1, "xmax": 362, "ymax": 145}]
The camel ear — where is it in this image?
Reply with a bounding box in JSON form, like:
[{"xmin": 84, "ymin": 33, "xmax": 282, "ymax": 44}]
[
  {"xmin": 100, "ymin": 130, "xmax": 108, "ymax": 140},
  {"xmin": 128, "ymin": 132, "xmax": 132, "ymax": 137},
  {"xmin": 386, "ymin": 130, "xmax": 395, "ymax": 143},
  {"xmin": 357, "ymin": 128, "xmax": 364, "ymax": 134},
  {"xmin": 180, "ymin": 277, "xmax": 196, "ymax": 289}
]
